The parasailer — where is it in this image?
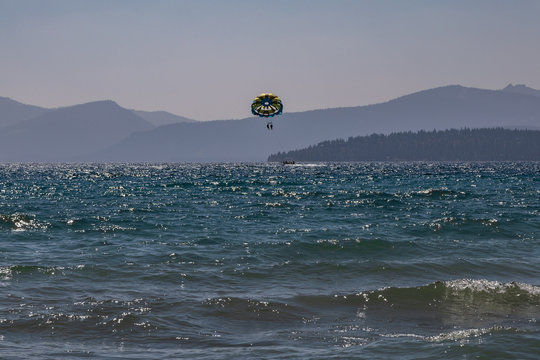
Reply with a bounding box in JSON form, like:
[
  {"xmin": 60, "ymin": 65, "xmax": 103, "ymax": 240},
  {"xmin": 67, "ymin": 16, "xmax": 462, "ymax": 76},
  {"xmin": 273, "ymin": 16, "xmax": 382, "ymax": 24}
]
[{"xmin": 251, "ymin": 93, "xmax": 283, "ymax": 130}]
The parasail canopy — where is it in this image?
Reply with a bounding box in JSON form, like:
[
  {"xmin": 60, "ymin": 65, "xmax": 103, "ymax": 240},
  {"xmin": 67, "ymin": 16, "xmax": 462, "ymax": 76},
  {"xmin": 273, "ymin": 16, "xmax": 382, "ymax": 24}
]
[{"xmin": 251, "ymin": 93, "xmax": 283, "ymax": 118}]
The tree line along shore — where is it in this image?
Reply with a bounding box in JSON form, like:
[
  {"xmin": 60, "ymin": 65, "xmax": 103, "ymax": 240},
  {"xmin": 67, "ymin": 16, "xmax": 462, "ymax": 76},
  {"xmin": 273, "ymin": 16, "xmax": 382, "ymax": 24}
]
[{"xmin": 268, "ymin": 128, "xmax": 540, "ymax": 162}]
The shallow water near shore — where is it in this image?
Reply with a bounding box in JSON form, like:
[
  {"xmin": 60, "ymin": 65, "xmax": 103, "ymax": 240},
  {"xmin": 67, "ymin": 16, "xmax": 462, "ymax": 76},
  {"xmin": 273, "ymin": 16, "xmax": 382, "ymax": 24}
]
[{"xmin": 1, "ymin": 162, "xmax": 539, "ymax": 359}]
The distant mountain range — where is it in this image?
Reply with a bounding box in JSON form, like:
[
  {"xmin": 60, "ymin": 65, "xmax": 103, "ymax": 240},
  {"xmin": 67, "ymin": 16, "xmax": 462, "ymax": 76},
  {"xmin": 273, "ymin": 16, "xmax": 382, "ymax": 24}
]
[
  {"xmin": 1, "ymin": 84, "xmax": 539, "ymax": 162},
  {"xmin": 131, "ymin": 110, "xmax": 196, "ymax": 126},
  {"xmin": 0, "ymin": 101, "xmax": 153, "ymax": 162},
  {"xmin": 0, "ymin": 98, "xmax": 195, "ymax": 162},
  {"xmin": 0, "ymin": 97, "xmax": 195, "ymax": 130},
  {"xmin": 268, "ymin": 128, "xmax": 540, "ymax": 162},
  {"xmin": 0, "ymin": 96, "xmax": 49, "ymax": 129},
  {"xmin": 501, "ymin": 84, "xmax": 540, "ymax": 98}
]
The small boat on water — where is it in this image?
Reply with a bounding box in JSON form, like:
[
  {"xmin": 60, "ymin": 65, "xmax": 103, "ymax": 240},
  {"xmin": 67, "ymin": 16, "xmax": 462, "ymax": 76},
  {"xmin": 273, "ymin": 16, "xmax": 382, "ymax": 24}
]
[{"xmin": 281, "ymin": 160, "xmax": 295, "ymax": 165}]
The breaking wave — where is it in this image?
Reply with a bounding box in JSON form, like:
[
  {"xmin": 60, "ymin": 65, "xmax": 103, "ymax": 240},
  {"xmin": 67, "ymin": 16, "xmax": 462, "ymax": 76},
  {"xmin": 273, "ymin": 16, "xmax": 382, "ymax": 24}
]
[{"xmin": 0, "ymin": 213, "xmax": 49, "ymax": 231}]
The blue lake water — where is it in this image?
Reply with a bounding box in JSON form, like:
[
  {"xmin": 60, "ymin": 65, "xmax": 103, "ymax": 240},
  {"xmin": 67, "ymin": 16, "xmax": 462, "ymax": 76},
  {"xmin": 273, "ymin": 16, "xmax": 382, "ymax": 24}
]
[{"xmin": 1, "ymin": 162, "xmax": 539, "ymax": 359}]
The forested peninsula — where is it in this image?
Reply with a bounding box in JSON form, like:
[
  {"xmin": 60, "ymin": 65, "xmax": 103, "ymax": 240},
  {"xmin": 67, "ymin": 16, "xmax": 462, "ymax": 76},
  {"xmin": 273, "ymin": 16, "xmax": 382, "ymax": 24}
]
[{"xmin": 268, "ymin": 128, "xmax": 540, "ymax": 162}]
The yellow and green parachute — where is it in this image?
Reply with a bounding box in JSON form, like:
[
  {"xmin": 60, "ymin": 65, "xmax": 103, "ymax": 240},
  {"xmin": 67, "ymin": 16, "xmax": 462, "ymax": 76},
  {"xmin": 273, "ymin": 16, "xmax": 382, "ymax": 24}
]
[{"xmin": 251, "ymin": 93, "xmax": 283, "ymax": 118}]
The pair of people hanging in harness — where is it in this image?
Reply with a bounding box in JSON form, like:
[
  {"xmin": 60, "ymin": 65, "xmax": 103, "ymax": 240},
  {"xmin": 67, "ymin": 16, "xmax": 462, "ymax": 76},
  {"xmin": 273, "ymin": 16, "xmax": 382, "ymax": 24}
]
[{"xmin": 266, "ymin": 122, "xmax": 273, "ymax": 130}]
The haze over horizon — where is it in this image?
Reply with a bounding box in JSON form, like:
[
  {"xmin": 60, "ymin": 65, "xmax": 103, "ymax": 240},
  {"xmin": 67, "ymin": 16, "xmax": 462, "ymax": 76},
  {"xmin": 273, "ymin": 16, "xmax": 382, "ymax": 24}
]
[{"xmin": 2, "ymin": 0, "xmax": 540, "ymax": 121}]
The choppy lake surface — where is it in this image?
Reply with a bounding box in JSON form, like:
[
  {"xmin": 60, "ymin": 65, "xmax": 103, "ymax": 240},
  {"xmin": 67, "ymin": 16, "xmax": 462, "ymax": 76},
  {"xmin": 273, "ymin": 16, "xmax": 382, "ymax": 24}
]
[{"xmin": 1, "ymin": 162, "xmax": 539, "ymax": 359}]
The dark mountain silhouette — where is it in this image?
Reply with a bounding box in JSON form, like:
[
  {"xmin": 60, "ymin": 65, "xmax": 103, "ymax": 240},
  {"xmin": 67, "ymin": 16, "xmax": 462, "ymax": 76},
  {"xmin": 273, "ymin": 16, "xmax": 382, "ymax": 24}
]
[
  {"xmin": 0, "ymin": 96, "xmax": 194, "ymax": 129},
  {"xmin": 501, "ymin": 84, "xmax": 540, "ymax": 98},
  {"xmin": 0, "ymin": 96, "xmax": 49, "ymax": 129},
  {"xmin": 268, "ymin": 128, "xmax": 540, "ymax": 162},
  {"xmin": 0, "ymin": 100, "xmax": 153, "ymax": 162},
  {"xmin": 91, "ymin": 85, "xmax": 540, "ymax": 162},
  {"xmin": 131, "ymin": 110, "xmax": 196, "ymax": 126}
]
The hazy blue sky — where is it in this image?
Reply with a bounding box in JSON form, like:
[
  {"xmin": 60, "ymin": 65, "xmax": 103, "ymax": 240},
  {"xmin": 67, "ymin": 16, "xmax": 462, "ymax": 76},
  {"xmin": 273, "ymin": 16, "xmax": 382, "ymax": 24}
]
[{"xmin": 2, "ymin": 0, "xmax": 540, "ymax": 120}]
